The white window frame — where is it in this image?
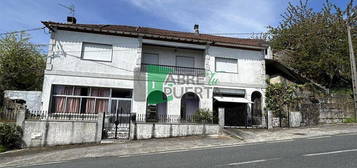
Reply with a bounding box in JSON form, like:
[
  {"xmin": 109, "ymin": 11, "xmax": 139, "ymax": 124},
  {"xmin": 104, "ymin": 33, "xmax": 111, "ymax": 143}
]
[
  {"xmin": 81, "ymin": 42, "xmax": 113, "ymax": 62},
  {"xmin": 215, "ymin": 57, "xmax": 238, "ymax": 73}
]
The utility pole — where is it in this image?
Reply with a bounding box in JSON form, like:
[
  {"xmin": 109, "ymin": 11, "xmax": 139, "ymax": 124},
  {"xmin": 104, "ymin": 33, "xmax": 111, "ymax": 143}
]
[{"xmin": 347, "ymin": 24, "xmax": 357, "ymax": 120}]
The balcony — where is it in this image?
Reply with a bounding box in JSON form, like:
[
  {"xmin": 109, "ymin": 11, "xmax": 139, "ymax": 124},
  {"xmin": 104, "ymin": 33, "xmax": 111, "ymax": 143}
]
[{"xmin": 140, "ymin": 63, "xmax": 205, "ymax": 76}]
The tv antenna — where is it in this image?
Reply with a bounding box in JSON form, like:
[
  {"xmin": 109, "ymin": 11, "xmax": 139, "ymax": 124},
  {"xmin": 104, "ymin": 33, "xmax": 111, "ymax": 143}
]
[{"xmin": 58, "ymin": 3, "xmax": 75, "ymax": 17}]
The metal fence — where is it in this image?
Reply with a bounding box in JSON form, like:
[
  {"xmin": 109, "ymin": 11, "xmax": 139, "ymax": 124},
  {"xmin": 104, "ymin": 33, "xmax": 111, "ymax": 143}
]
[
  {"xmin": 26, "ymin": 111, "xmax": 98, "ymax": 121},
  {"xmin": 0, "ymin": 109, "xmax": 17, "ymax": 122},
  {"xmin": 135, "ymin": 114, "xmax": 214, "ymax": 124}
]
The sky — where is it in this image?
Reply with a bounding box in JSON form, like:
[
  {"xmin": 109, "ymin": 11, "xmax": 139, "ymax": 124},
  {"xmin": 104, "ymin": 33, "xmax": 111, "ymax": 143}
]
[{"xmin": 0, "ymin": 0, "xmax": 354, "ymax": 50}]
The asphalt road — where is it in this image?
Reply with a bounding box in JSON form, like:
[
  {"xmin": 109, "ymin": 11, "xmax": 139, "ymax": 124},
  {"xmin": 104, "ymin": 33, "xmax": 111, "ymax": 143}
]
[{"xmin": 26, "ymin": 133, "xmax": 357, "ymax": 168}]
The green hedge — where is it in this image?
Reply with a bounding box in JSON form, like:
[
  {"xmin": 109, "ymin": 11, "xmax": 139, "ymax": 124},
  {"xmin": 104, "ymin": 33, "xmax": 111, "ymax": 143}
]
[
  {"xmin": 0, "ymin": 123, "xmax": 23, "ymax": 151},
  {"xmin": 193, "ymin": 108, "xmax": 213, "ymax": 123}
]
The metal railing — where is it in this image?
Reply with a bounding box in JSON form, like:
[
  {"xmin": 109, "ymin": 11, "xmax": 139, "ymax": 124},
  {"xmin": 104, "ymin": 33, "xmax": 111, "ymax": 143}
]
[
  {"xmin": 140, "ymin": 63, "xmax": 206, "ymax": 76},
  {"xmin": 135, "ymin": 114, "xmax": 214, "ymax": 124},
  {"xmin": 26, "ymin": 111, "xmax": 98, "ymax": 121}
]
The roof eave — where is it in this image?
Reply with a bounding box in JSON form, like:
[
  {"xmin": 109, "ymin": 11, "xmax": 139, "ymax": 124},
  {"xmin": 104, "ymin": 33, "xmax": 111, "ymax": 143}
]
[{"xmin": 42, "ymin": 22, "xmax": 268, "ymax": 50}]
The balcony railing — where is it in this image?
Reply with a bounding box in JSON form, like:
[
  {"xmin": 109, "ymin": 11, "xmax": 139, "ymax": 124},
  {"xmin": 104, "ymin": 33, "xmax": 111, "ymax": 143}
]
[{"xmin": 140, "ymin": 63, "xmax": 205, "ymax": 76}]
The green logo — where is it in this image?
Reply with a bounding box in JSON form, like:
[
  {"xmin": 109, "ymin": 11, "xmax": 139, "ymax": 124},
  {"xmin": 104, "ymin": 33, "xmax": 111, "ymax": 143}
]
[
  {"xmin": 147, "ymin": 65, "xmax": 173, "ymax": 104},
  {"xmin": 206, "ymin": 70, "xmax": 219, "ymax": 86},
  {"xmin": 146, "ymin": 65, "xmax": 219, "ymax": 104}
]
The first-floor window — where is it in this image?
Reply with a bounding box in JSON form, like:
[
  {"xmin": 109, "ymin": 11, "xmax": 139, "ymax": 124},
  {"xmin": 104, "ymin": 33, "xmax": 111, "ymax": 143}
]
[{"xmin": 51, "ymin": 85, "xmax": 131, "ymax": 114}]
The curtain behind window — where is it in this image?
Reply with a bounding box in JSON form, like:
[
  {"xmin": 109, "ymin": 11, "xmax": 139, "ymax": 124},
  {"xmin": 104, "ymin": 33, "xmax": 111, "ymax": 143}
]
[
  {"xmin": 85, "ymin": 98, "xmax": 96, "ymax": 114},
  {"xmin": 53, "ymin": 97, "xmax": 66, "ymax": 113},
  {"xmin": 96, "ymin": 99, "xmax": 109, "ymax": 113},
  {"xmin": 86, "ymin": 88, "xmax": 110, "ymax": 113},
  {"xmin": 53, "ymin": 86, "xmax": 81, "ymax": 113}
]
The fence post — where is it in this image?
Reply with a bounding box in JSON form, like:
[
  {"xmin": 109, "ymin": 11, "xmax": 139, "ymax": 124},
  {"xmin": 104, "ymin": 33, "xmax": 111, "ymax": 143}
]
[
  {"xmin": 267, "ymin": 110, "xmax": 273, "ymax": 129},
  {"xmin": 96, "ymin": 112, "xmax": 104, "ymax": 142},
  {"xmin": 218, "ymin": 108, "xmax": 225, "ymax": 128},
  {"xmin": 203, "ymin": 121, "xmax": 206, "ymax": 135},
  {"xmin": 16, "ymin": 104, "xmax": 26, "ymax": 128}
]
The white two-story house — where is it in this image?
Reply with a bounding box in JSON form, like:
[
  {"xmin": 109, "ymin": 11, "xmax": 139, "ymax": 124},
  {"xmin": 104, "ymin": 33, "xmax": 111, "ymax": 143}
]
[{"xmin": 41, "ymin": 18, "xmax": 268, "ymax": 128}]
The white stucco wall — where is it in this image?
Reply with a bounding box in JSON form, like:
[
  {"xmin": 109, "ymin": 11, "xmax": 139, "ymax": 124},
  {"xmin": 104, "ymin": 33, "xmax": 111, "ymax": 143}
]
[
  {"xmin": 207, "ymin": 46, "xmax": 266, "ymax": 88},
  {"xmin": 42, "ymin": 30, "xmax": 140, "ymax": 111},
  {"xmin": 42, "ymin": 30, "xmax": 266, "ymax": 122},
  {"xmin": 4, "ymin": 90, "xmax": 42, "ymax": 111},
  {"xmin": 49, "ymin": 30, "xmax": 140, "ymax": 76}
]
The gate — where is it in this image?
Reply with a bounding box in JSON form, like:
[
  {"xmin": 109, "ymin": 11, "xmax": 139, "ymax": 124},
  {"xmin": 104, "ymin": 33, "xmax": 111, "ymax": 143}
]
[
  {"xmin": 103, "ymin": 99, "xmax": 131, "ymax": 139},
  {"xmin": 224, "ymin": 103, "xmax": 249, "ymax": 127}
]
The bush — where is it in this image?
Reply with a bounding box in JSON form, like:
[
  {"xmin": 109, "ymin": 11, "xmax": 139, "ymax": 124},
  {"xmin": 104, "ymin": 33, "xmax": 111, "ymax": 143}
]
[
  {"xmin": 193, "ymin": 108, "xmax": 213, "ymax": 123},
  {"xmin": 0, "ymin": 145, "xmax": 5, "ymax": 152},
  {"xmin": 343, "ymin": 118, "xmax": 357, "ymax": 123},
  {"xmin": 0, "ymin": 123, "xmax": 23, "ymax": 150}
]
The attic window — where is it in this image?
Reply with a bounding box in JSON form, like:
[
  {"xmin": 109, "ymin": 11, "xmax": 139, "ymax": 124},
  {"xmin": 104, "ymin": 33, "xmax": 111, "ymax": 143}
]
[{"xmin": 81, "ymin": 42, "xmax": 113, "ymax": 62}]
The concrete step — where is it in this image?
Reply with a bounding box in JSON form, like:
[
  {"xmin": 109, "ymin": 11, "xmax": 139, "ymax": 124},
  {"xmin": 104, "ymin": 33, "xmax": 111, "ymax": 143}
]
[{"xmin": 222, "ymin": 129, "xmax": 244, "ymax": 140}]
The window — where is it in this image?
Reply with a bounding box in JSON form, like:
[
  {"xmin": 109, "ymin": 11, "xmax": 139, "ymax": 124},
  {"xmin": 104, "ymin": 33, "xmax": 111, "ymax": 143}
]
[
  {"xmin": 176, "ymin": 56, "xmax": 194, "ymax": 68},
  {"xmin": 81, "ymin": 42, "xmax": 113, "ymax": 61},
  {"xmin": 215, "ymin": 57, "xmax": 238, "ymax": 73},
  {"xmin": 142, "ymin": 53, "xmax": 159, "ymax": 65},
  {"xmin": 51, "ymin": 85, "xmax": 132, "ymax": 114}
]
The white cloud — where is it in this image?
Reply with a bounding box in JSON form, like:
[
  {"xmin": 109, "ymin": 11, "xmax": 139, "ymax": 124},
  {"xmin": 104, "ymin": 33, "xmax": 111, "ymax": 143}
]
[{"xmin": 127, "ymin": 0, "xmax": 289, "ymax": 35}]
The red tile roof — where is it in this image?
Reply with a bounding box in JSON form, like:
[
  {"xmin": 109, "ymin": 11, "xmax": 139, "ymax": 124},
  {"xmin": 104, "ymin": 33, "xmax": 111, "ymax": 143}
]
[{"xmin": 42, "ymin": 21, "xmax": 268, "ymax": 49}]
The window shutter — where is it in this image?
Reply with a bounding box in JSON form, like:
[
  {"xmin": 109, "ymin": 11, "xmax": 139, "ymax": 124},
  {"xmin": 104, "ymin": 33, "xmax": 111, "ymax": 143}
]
[
  {"xmin": 142, "ymin": 53, "xmax": 159, "ymax": 64},
  {"xmin": 176, "ymin": 56, "xmax": 194, "ymax": 68},
  {"xmin": 82, "ymin": 43, "xmax": 112, "ymax": 61},
  {"xmin": 215, "ymin": 57, "xmax": 237, "ymax": 73}
]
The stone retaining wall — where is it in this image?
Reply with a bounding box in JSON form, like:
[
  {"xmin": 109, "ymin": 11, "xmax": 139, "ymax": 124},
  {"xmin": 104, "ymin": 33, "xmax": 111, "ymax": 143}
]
[
  {"xmin": 17, "ymin": 109, "xmax": 104, "ymax": 147},
  {"xmin": 300, "ymin": 95, "xmax": 354, "ymax": 125},
  {"xmin": 22, "ymin": 120, "xmax": 100, "ymax": 147}
]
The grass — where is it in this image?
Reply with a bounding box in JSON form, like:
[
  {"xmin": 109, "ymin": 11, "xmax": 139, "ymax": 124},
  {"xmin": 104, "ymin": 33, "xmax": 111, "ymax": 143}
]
[{"xmin": 330, "ymin": 88, "xmax": 353, "ymax": 96}]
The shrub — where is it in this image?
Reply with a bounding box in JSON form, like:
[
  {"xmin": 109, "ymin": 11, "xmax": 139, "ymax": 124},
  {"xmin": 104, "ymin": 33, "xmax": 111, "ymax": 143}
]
[
  {"xmin": 343, "ymin": 118, "xmax": 357, "ymax": 123},
  {"xmin": 0, "ymin": 145, "xmax": 5, "ymax": 152},
  {"xmin": 193, "ymin": 108, "xmax": 213, "ymax": 123},
  {"xmin": 0, "ymin": 123, "xmax": 23, "ymax": 150}
]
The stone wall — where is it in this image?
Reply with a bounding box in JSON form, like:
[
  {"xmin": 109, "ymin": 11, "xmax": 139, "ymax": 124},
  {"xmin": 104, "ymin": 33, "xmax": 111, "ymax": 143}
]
[
  {"xmin": 300, "ymin": 95, "xmax": 354, "ymax": 125},
  {"xmin": 22, "ymin": 120, "xmax": 100, "ymax": 147},
  {"xmin": 130, "ymin": 123, "xmax": 221, "ymax": 140},
  {"xmin": 17, "ymin": 110, "xmax": 104, "ymax": 147}
]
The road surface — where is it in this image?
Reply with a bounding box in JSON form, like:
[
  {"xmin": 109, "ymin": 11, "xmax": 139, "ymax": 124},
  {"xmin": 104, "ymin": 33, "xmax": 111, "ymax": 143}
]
[{"xmin": 25, "ymin": 133, "xmax": 357, "ymax": 168}]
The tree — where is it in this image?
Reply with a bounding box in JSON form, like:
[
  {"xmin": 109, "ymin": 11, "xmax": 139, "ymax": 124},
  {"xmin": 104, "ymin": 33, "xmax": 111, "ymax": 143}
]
[
  {"xmin": 269, "ymin": 0, "xmax": 357, "ymax": 88},
  {"xmin": 0, "ymin": 33, "xmax": 45, "ymax": 105},
  {"xmin": 265, "ymin": 82, "xmax": 300, "ymax": 127}
]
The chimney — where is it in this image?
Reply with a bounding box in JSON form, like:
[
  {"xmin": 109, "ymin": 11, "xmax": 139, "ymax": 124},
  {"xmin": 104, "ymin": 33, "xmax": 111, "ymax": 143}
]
[
  {"xmin": 67, "ymin": 16, "xmax": 77, "ymax": 24},
  {"xmin": 194, "ymin": 24, "xmax": 199, "ymax": 34}
]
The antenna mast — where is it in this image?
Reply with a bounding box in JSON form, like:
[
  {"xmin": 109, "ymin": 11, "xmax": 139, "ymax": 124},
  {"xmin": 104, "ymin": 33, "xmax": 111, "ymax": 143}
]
[{"xmin": 58, "ymin": 3, "xmax": 75, "ymax": 17}]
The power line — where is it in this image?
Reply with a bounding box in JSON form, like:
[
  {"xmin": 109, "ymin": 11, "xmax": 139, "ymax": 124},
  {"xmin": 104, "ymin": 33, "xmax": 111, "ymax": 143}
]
[{"xmin": 0, "ymin": 27, "xmax": 45, "ymax": 36}]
